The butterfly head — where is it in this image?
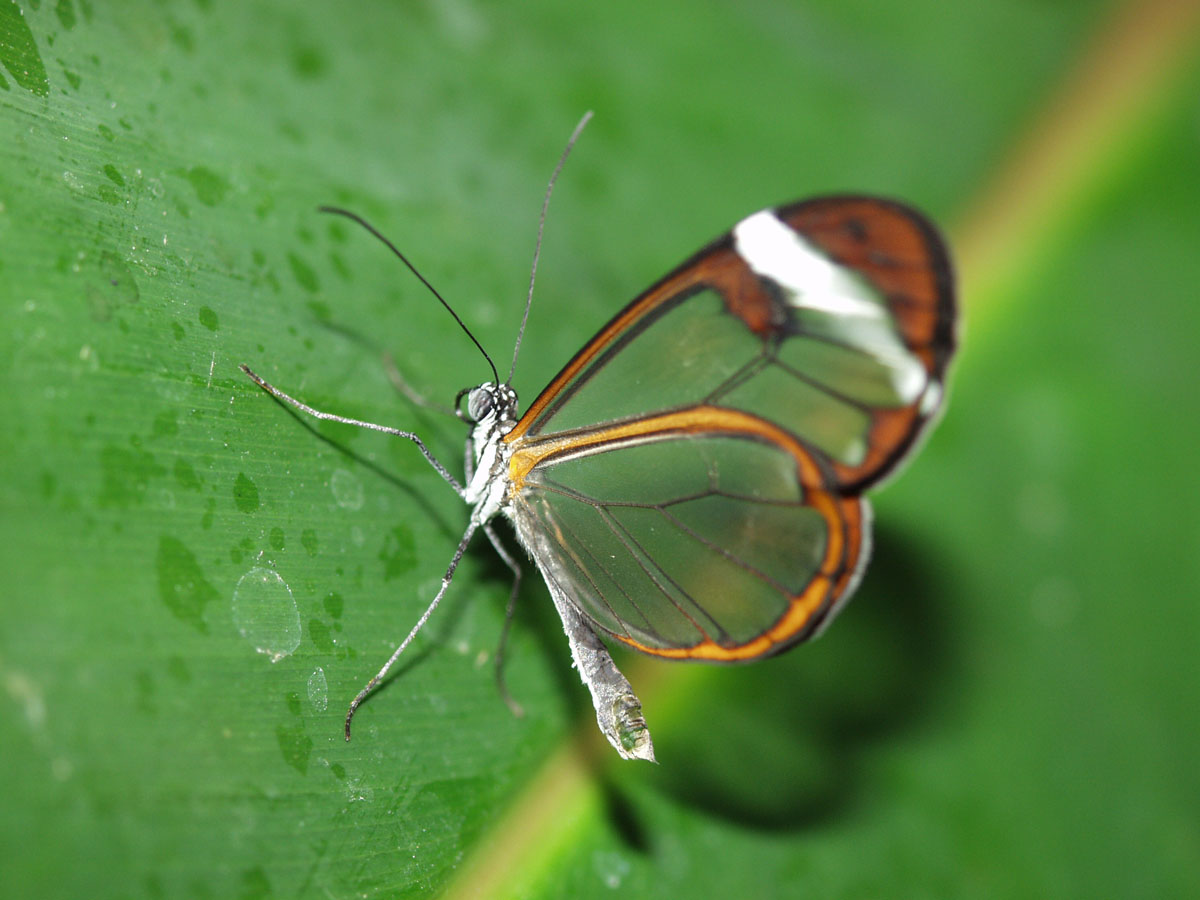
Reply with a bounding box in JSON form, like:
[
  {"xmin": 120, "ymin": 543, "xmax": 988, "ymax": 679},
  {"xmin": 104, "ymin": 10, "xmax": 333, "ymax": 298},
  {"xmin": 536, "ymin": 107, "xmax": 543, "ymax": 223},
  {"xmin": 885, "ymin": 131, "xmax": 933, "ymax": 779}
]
[{"xmin": 459, "ymin": 382, "xmax": 519, "ymax": 434}]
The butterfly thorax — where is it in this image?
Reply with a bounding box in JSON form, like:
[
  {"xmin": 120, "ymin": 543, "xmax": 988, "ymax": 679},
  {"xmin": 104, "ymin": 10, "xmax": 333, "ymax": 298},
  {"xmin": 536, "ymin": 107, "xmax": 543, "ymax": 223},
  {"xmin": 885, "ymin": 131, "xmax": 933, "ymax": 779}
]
[{"xmin": 463, "ymin": 382, "xmax": 519, "ymax": 523}]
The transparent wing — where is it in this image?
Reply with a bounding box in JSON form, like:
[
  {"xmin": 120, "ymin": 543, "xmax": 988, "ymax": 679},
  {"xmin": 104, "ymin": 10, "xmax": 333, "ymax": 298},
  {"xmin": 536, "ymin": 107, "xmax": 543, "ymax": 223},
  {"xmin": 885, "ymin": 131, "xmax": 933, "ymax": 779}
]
[
  {"xmin": 506, "ymin": 418, "xmax": 867, "ymax": 660},
  {"xmin": 508, "ymin": 196, "xmax": 955, "ymax": 491}
]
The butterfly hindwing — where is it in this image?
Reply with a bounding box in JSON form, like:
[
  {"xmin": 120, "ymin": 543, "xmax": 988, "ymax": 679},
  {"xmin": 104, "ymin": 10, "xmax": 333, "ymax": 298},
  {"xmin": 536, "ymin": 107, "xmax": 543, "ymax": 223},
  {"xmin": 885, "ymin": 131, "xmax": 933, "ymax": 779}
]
[{"xmin": 506, "ymin": 413, "xmax": 867, "ymax": 659}]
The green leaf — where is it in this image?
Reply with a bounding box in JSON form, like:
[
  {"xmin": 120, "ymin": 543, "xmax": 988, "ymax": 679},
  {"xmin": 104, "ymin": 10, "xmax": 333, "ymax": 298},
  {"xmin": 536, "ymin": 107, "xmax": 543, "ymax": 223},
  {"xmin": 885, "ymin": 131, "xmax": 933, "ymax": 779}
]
[{"xmin": 3, "ymin": 1, "xmax": 1198, "ymax": 898}]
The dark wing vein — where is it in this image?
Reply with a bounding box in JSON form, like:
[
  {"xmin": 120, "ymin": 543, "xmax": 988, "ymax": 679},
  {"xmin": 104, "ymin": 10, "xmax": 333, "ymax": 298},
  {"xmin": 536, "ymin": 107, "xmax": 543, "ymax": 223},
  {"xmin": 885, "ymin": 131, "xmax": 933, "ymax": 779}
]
[
  {"xmin": 592, "ymin": 502, "xmax": 727, "ymax": 643},
  {"xmin": 701, "ymin": 352, "xmax": 771, "ymax": 405},
  {"xmin": 653, "ymin": 504, "xmax": 795, "ymax": 597},
  {"xmin": 540, "ymin": 473, "xmax": 807, "ymax": 510},
  {"xmin": 766, "ymin": 355, "xmax": 878, "ymax": 414},
  {"xmin": 531, "ymin": 498, "xmax": 645, "ymax": 641}
]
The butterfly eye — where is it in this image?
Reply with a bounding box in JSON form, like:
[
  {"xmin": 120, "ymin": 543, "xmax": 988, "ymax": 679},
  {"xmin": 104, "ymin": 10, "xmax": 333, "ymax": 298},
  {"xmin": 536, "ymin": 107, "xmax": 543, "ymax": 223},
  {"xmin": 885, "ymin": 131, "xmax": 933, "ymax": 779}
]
[{"xmin": 465, "ymin": 385, "xmax": 496, "ymax": 423}]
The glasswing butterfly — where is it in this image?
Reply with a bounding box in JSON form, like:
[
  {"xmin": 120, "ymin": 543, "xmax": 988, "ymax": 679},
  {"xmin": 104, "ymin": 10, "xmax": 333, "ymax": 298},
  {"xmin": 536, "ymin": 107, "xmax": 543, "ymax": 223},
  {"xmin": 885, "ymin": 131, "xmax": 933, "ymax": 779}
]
[{"xmin": 241, "ymin": 114, "xmax": 956, "ymax": 761}]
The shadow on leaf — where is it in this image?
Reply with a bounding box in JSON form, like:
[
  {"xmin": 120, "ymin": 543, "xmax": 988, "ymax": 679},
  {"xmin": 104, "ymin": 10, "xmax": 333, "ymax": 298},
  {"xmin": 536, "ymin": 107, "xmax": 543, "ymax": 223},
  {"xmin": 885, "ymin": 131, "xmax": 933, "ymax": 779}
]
[{"xmin": 613, "ymin": 522, "xmax": 962, "ymax": 832}]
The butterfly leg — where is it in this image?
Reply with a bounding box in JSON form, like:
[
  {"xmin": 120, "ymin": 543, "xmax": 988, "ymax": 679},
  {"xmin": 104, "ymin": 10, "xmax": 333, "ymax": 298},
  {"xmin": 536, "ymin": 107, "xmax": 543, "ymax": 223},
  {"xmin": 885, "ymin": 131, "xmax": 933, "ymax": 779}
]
[
  {"xmin": 343, "ymin": 519, "xmax": 480, "ymax": 740},
  {"xmin": 239, "ymin": 364, "xmax": 464, "ymax": 495},
  {"xmin": 483, "ymin": 524, "xmax": 525, "ymax": 718}
]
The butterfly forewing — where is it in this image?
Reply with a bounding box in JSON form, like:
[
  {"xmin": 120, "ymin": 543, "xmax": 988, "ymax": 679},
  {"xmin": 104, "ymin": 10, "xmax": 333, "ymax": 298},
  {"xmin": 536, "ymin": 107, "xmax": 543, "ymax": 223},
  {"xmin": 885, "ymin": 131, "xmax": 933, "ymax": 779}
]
[
  {"xmin": 502, "ymin": 195, "xmax": 953, "ymax": 660},
  {"xmin": 509, "ymin": 196, "xmax": 954, "ymax": 489}
]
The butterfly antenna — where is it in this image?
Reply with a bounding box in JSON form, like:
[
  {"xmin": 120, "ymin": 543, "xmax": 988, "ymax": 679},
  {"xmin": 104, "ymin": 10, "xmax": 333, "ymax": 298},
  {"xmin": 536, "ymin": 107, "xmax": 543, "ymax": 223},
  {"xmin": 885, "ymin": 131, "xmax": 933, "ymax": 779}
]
[
  {"xmin": 505, "ymin": 110, "xmax": 594, "ymax": 385},
  {"xmin": 318, "ymin": 206, "xmax": 500, "ymax": 386}
]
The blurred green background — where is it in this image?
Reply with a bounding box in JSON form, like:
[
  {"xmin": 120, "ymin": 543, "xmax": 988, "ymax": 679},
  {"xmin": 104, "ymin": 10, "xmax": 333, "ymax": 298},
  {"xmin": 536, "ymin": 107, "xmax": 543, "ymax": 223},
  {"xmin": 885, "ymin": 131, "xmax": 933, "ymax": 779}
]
[{"xmin": 2, "ymin": 0, "xmax": 1197, "ymax": 897}]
